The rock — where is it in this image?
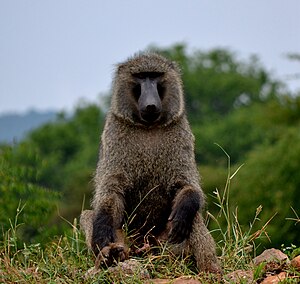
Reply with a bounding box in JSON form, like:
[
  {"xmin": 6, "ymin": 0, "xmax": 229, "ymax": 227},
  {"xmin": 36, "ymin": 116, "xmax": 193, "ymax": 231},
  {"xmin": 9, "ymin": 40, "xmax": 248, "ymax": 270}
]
[
  {"xmin": 253, "ymin": 248, "xmax": 290, "ymax": 266},
  {"xmin": 84, "ymin": 266, "xmax": 101, "ymax": 279},
  {"xmin": 260, "ymin": 272, "xmax": 286, "ymax": 284},
  {"xmin": 85, "ymin": 258, "xmax": 150, "ymax": 280},
  {"xmin": 108, "ymin": 259, "xmax": 150, "ymax": 279},
  {"xmin": 291, "ymin": 255, "xmax": 300, "ymax": 271},
  {"xmin": 224, "ymin": 270, "xmax": 253, "ymax": 284}
]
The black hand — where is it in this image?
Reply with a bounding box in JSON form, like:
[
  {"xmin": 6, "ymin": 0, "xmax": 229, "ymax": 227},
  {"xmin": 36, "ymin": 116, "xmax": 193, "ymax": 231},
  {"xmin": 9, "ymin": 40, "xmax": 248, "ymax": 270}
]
[
  {"xmin": 91, "ymin": 209, "xmax": 115, "ymax": 255},
  {"xmin": 168, "ymin": 191, "xmax": 200, "ymax": 243}
]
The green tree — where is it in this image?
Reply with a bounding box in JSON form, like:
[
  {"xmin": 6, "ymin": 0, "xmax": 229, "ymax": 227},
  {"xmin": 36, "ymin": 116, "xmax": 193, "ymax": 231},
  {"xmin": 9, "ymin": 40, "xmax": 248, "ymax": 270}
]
[
  {"xmin": 152, "ymin": 43, "xmax": 283, "ymax": 122},
  {"xmin": 230, "ymin": 127, "xmax": 300, "ymax": 248},
  {"xmin": 26, "ymin": 103, "xmax": 105, "ymax": 219},
  {"xmin": 0, "ymin": 102, "xmax": 105, "ymax": 245},
  {"xmin": 0, "ymin": 144, "xmax": 60, "ymax": 244}
]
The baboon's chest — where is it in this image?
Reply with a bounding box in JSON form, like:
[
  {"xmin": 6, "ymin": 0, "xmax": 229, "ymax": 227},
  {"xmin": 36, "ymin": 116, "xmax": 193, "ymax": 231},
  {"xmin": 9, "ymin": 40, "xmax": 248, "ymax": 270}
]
[{"xmin": 125, "ymin": 132, "xmax": 177, "ymax": 173}]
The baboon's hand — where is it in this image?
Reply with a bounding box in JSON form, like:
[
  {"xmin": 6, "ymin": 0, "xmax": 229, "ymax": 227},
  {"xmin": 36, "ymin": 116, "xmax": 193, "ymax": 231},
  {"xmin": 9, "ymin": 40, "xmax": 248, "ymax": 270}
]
[
  {"xmin": 168, "ymin": 207, "xmax": 193, "ymax": 243},
  {"xmin": 168, "ymin": 192, "xmax": 200, "ymax": 243},
  {"xmin": 92, "ymin": 208, "xmax": 117, "ymax": 256},
  {"xmin": 91, "ymin": 224, "xmax": 115, "ymax": 256},
  {"xmin": 168, "ymin": 186, "xmax": 201, "ymax": 243},
  {"xmin": 95, "ymin": 243, "xmax": 128, "ymax": 268}
]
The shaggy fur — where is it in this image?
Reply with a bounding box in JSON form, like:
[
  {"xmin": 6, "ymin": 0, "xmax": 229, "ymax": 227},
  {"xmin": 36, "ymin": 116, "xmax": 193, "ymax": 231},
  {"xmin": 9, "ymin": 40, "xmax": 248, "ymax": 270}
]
[{"xmin": 80, "ymin": 53, "xmax": 220, "ymax": 273}]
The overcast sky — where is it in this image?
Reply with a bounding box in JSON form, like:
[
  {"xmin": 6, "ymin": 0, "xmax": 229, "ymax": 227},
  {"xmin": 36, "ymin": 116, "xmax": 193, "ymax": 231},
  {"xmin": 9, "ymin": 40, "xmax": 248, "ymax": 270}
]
[{"xmin": 0, "ymin": 0, "xmax": 299, "ymax": 114}]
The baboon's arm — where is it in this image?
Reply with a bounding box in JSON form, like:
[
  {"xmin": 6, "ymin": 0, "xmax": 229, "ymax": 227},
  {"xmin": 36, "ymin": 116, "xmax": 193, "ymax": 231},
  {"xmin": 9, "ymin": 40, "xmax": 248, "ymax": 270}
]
[
  {"xmin": 168, "ymin": 184, "xmax": 202, "ymax": 243},
  {"xmin": 92, "ymin": 207, "xmax": 117, "ymax": 255},
  {"xmin": 91, "ymin": 174, "xmax": 127, "ymax": 256}
]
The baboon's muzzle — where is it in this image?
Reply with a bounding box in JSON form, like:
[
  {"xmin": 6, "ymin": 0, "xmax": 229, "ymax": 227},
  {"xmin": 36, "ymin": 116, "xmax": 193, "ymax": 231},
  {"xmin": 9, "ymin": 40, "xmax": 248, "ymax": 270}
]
[{"xmin": 138, "ymin": 78, "xmax": 162, "ymax": 123}]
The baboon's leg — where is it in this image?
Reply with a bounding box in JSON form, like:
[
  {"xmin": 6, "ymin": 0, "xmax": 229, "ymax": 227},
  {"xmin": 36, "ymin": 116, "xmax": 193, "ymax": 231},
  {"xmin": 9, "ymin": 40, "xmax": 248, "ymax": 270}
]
[
  {"xmin": 187, "ymin": 213, "xmax": 221, "ymax": 273},
  {"xmin": 80, "ymin": 209, "xmax": 95, "ymax": 249}
]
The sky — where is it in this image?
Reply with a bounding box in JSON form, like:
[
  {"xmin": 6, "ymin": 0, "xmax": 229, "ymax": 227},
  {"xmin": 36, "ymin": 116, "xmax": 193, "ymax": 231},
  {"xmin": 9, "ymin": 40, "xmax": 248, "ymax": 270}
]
[{"xmin": 0, "ymin": 0, "xmax": 299, "ymax": 114}]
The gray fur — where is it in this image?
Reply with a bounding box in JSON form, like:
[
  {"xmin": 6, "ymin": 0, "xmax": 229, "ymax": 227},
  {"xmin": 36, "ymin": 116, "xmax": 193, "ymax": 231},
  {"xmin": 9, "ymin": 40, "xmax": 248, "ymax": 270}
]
[{"xmin": 80, "ymin": 53, "xmax": 221, "ymax": 273}]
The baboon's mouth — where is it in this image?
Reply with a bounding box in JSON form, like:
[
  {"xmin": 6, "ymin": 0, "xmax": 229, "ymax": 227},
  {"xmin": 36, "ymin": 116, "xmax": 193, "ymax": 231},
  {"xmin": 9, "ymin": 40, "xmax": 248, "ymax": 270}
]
[{"xmin": 140, "ymin": 111, "xmax": 161, "ymax": 124}]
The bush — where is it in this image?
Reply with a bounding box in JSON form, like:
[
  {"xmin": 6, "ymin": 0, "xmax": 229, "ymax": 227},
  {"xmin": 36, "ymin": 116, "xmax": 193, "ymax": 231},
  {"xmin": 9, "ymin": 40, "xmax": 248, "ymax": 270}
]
[
  {"xmin": 231, "ymin": 127, "xmax": 300, "ymax": 248},
  {"xmin": 0, "ymin": 145, "xmax": 60, "ymax": 245}
]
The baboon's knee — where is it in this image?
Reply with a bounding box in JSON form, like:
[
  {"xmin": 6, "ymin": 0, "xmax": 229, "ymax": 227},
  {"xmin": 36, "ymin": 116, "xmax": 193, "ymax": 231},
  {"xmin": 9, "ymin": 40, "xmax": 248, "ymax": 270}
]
[
  {"xmin": 188, "ymin": 213, "xmax": 221, "ymax": 273},
  {"xmin": 80, "ymin": 210, "xmax": 95, "ymax": 249}
]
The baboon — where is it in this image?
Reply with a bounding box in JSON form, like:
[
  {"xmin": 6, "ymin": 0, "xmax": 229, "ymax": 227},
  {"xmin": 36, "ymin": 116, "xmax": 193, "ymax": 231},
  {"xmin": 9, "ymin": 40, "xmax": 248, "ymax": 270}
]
[{"xmin": 80, "ymin": 53, "xmax": 221, "ymax": 273}]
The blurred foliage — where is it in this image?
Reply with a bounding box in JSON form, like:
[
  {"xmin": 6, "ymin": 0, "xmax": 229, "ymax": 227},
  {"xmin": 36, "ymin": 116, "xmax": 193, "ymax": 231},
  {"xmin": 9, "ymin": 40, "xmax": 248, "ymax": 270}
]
[
  {"xmin": 230, "ymin": 127, "xmax": 300, "ymax": 247},
  {"xmin": 0, "ymin": 144, "xmax": 60, "ymax": 244},
  {"xmin": 151, "ymin": 44, "xmax": 283, "ymax": 122},
  {"xmin": 0, "ymin": 103, "xmax": 104, "ymax": 245},
  {"xmin": 1, "ymin": 44, "xmax": 299, "ymax": 249}
]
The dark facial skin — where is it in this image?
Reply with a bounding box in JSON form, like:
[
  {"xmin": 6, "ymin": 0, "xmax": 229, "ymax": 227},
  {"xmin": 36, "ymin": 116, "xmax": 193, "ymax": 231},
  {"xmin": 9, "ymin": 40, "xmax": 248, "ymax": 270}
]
[{"xmin": 132, "ymin": 72, "xmax": 165, "ymax": 125}]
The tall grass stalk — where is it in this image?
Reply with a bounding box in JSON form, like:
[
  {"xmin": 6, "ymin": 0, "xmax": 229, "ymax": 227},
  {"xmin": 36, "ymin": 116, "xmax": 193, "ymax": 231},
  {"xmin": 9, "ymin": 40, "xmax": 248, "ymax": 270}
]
[{"xmin": 208, "ymin": 144, "xmax": 273, "ymax": 272}]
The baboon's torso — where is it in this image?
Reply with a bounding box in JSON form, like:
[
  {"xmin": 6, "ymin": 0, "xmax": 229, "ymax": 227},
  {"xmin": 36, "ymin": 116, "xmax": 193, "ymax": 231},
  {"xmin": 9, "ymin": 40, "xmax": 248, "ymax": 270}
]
[{"xmin": 97, "ymin": 113, "xmax": 197, "ymax": 238}]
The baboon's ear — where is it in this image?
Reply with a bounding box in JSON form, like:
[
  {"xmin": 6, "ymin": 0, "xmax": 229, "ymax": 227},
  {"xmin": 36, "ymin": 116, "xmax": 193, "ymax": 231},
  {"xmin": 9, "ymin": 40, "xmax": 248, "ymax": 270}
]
[
  {"xmin": 116, "ymin": 63, "xmax": 125, "ymax": 74},
  {"xmin": 169, "ymin": 61, "xmax": 181, "ymax": 74}
]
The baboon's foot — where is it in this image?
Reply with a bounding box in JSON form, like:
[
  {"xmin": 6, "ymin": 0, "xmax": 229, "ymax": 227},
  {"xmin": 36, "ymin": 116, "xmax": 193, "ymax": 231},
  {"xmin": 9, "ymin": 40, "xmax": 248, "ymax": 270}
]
[
  {"xmin": 95, "ymin": 242, "xmax": 128, "ymax": 268},
  {"xmin": 204, "ymin": 262, "xmax": 222, "ymax": 275}
]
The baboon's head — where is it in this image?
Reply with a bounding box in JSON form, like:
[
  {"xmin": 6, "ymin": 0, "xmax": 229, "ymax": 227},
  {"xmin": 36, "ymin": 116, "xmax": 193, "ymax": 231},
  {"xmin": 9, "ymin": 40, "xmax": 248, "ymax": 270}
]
[{"xmin": 111, "ymin": 53, "xmax": 185, "ymax": 127}]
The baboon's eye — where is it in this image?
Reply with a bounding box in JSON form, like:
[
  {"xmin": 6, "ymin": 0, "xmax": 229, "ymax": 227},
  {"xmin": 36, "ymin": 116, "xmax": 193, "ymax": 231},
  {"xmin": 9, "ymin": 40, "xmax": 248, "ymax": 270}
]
[
  {"xmin": 132, "ymin": 84, "xmax": 141, "ymax": 100},
  {"xmin": 157, "ymin": 83, "xmax": 165, "ymax": 99},
  {"xmin": 132, "ymin": 72, "xmax": 164, "ymax": 79}
]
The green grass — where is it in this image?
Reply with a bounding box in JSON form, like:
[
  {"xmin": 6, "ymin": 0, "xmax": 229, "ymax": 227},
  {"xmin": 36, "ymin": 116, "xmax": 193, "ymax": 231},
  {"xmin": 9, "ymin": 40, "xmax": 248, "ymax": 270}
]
[{"xmin": 0, "ymin": 215, "xmax": 210, "ymax": 283}]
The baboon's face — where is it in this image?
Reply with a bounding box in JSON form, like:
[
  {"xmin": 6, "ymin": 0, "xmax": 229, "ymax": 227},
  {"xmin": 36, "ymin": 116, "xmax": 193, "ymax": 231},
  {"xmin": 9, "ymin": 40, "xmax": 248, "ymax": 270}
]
[
  {"xmin": 131, "ymin": 72, "xmax": 164, "ymax": 125},
  {"xmin": 112, "ymin": 54, "xmax": 184, "ymax": 127}
]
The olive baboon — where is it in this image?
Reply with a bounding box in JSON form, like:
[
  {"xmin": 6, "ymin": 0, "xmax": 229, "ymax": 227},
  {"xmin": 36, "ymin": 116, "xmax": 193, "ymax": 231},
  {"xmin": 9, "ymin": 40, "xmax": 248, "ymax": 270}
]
[{"xmin": 80, "ymin": 53, "xmax": 221, "ymax": 273}]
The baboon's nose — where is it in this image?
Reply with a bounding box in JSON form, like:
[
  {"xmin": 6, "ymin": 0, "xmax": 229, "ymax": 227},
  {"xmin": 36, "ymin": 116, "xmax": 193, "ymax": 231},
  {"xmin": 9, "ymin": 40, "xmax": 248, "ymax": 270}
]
[
  {"xmin": 141, "ymin": 104, "xmax": 161, "ymax": 123},
  {"xmin": 146, "ymin": 104, "xmax": 158, "ymax": 113}
]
